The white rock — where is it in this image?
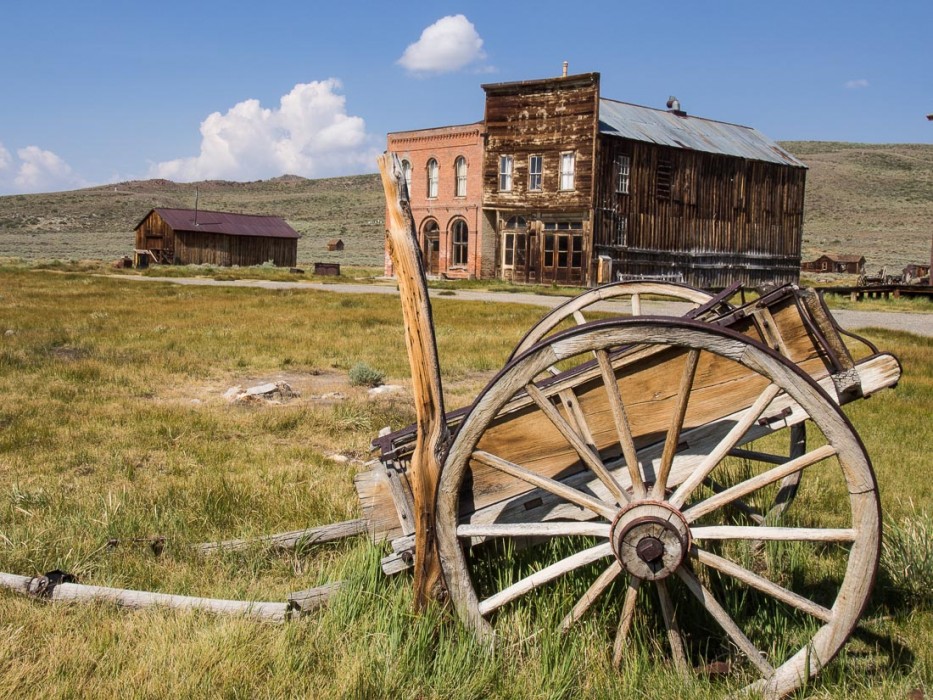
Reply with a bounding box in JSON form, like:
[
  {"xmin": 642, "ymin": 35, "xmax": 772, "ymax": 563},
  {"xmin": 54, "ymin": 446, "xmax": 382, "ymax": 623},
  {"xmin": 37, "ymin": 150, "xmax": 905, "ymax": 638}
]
[
  {"xmin": 368, "ymin": 384, "xmax": 404, "ymax": 398},
  {"xmin": 245, "ymin": 382, "xmax": 279, "ymax": 397},
  {"xmin": 328, "ymin": 453, "xmax": 351, "ymax": 464},
  {"xmin": 3, "ymin": 329, "xmax": 14, "ymax": 337},
  {"xmin": 223, "ymin": 386, "xmax": 244, "ymax": 401},
  {"xmin": 378, "ymin": 426, "xmax": 392, "ymax": 437}
]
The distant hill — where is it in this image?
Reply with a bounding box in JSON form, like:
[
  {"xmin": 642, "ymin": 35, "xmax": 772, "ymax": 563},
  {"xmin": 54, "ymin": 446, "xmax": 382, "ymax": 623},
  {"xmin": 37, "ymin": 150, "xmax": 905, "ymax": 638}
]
[{"xmin": 0, "ymin": 142, "xmax": 930, "ymax": 270}]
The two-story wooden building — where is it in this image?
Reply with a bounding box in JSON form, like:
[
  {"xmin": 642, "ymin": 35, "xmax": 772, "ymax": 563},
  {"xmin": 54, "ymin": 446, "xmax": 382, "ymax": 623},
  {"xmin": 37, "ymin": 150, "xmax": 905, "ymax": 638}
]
[{"xmin": 386, "ymin": 71, "xmax": 806, "ymax": 288}]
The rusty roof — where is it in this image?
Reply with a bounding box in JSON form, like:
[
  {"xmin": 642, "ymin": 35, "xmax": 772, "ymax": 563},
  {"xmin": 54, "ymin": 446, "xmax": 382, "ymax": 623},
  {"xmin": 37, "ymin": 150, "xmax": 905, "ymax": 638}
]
[
  {"xmin": 816, "ymin": 253, "xmax": 865, "ymax": 263},
  {"xmin": 137, "ymin": 208, "xmax": 299, "ymax": 239},
  {"xmin": 599, "ymin": 98, "xmax": 806, "ymax": 168}
]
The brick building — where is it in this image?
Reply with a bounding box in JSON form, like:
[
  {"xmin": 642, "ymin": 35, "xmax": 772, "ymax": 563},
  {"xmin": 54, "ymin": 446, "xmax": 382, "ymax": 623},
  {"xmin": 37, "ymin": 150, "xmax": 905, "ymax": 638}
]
[{"xmin": 385, "ymin": 123, "xmax": 488, "ymax": 279}]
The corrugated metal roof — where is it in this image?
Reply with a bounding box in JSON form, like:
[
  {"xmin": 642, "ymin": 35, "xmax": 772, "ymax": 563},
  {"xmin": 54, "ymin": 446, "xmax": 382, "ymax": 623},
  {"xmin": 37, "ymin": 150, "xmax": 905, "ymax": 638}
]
[
  {"xmin": 139, "ymin": 208, "xmax": 300, "ymax": 239},
  {"xmin": 599, "ymin": 99, "xmax": 806, "ymax": 168}
]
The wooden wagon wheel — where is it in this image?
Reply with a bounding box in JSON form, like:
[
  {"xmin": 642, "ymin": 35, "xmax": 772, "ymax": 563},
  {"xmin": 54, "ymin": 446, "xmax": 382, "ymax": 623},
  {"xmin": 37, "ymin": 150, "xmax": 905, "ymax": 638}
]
[
  {"xmin": 436, "ymin": 318, "xmax": 879, "ymax": 698},
  {"xmin": 508, "ymin": 281, "xmax": 717, "ymax": 362}
]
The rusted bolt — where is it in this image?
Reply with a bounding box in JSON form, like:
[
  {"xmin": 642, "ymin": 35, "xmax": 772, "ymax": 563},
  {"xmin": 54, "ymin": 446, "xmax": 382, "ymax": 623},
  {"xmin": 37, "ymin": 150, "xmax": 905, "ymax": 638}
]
[{"xmin": 636, "ymin": 536, "xmax": 665, "ymax": 564}]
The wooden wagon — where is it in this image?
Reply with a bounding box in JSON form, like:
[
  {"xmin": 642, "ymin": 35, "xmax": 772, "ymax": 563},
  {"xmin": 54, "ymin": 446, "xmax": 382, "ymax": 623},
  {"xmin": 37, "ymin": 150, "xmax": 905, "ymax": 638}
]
[{"xmin": 357, "ymin": 154, "xmax": 901, "ymax": 698}]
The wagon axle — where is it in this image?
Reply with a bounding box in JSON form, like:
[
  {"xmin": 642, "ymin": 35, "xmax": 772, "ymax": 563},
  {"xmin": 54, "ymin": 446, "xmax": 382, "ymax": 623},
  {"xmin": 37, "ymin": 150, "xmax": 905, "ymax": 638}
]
[{"xmin": 611, "ymin": 501, "xmax": 691, "ymax": 581}]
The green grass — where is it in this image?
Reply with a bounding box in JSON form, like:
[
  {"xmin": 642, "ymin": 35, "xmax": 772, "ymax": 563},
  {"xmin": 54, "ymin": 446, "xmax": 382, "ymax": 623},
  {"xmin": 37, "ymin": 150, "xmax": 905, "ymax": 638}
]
[{"xmin": 0, "ymin": 268, "xmax": 930, "ymax": 698}]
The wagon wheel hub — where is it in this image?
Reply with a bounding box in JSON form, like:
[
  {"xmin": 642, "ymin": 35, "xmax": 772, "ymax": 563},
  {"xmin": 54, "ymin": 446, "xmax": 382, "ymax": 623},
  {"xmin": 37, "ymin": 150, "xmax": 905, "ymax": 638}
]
[{"xmin": 610, "ymin": 501, "xmax": 691, "ymax": 581}]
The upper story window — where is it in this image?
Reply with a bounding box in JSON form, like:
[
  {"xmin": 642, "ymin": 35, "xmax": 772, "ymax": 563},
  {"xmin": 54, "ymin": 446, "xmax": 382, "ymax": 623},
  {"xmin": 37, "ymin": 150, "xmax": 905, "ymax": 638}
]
[
  {"xmin": 499, "ymin": 155, "xmax": 513, "ymax": 192},
  {"xmin": 656, "ymin": 154, "xmax": 673, "ymax": 199},
  {"xmin": 401, "ymin": 159, "xmax": 412, "ymax": 195},
  {"xmin": 615, "ymin": 155, "xmax": 630, "ymax": 194},
  {"xmin": 559, "ymin": 152, "xmax": 575, "ymax": 191},
  {"xmin": 454, "ymin": 156, "xmax": 467, "ymax": 197},
  {"xmin": 528, "ymin": 155, "xmax": 543, "ymax": 191},
  {"xmin": 426, "ymin": 158, "xmax": 438, "ymax": 198},
  {"xmin": 451, "ymin": 219, "xmax": 469, "ymax": 266}
]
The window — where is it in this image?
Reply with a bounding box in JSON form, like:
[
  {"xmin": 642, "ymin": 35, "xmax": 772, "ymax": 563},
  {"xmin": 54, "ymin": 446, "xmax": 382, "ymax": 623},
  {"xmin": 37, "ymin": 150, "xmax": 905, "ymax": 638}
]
[
  {"xmin": 615, "ymin": 155, "xmax": 630, "ymax": 194},
  {"xmin": 614, "ymin": 216, "xmax": 628, "ymax": 246},
  {"xmin": 451, "ymin": 219, "xmax": 469, "ymax": 266},
  {"xmin": 656, "ymin": 154, "xmax": 672, "ymax": 199},
  {"xmin": 528, "ymin": 155, "xmax": 543, "ymax": 191},
  {"xmin": 559, "ymin": 152, "xmax": 575, "ymax": 190},
  {"xmin": 454, "ymin": 157, "xmax": 467, "ymax": 197},
  {"xmin": 499, "ymin": 155, "xmax": 513, "ymax": 191},
  {"xmin": 401, "ymin": 159, "xmax": 412, "ymax": 195},
  {"xmin": 426, "ymin": 158, "xmax": 438, "ymax": 198}
]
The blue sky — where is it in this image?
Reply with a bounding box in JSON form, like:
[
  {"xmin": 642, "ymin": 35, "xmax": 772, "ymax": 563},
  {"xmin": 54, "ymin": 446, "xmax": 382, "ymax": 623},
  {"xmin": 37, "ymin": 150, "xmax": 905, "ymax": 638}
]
[{"xmin": 0, "ymin": 0, "xmax": 930, "ymax": 194}]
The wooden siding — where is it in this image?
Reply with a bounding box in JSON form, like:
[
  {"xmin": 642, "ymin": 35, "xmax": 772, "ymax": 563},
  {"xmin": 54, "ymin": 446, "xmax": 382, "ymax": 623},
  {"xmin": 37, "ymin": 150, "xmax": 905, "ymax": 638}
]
[
  {"xmin": 593, "ymin": 137, "xmax": 806, "ymax": 288},
  {"xmin": 174, "ymin": 231, "xmax": 297, "ymax": 267},
  {"xmin": 134, "ymin": 210, "xmax": 177, "ymax": 258}
]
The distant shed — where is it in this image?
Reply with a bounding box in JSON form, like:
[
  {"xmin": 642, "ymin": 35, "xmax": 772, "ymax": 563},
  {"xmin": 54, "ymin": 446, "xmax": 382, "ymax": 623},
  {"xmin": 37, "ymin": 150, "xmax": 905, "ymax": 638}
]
[
  {"xmin": 801, "ymin": 253, "xmax": 865, "ymax": 274},
  {"xmin": 134, "ymin": 208, "xmax": 299, "ymax": 267},
  {"xmin": 327, "ymin": 238, "xmax": 345, "ymax": 252}
]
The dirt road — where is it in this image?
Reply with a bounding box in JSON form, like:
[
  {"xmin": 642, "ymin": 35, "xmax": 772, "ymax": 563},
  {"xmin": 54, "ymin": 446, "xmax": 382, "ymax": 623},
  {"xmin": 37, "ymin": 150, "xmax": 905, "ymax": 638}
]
[{"xmin": 116, "ymin": 276, "xmax": 933, "ymax": 338}]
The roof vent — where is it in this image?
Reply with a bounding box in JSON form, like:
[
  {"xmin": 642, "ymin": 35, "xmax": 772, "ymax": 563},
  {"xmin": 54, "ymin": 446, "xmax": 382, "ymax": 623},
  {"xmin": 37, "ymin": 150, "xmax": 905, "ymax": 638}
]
[
  {"xmin": 562, "ymin": 61, "xmax": 569, "ymax": 77},
  {"xmin": 666, "ymin": 96, "xmax": 687, "ymax": 117}
]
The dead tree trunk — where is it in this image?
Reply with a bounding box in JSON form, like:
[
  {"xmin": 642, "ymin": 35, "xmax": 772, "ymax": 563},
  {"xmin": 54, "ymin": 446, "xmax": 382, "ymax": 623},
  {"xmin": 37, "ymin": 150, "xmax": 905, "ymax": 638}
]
[{"xmin": 377, "ymin": 152, "xmax": 450, "ymax": 610}]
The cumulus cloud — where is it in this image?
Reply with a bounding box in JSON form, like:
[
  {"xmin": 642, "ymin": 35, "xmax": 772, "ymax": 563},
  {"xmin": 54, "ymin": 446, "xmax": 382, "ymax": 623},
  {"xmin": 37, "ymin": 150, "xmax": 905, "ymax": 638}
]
[
  {"xmin": 151, "ymin": 79, "xmax": 377, "ymax": 182},
  {"xmin": 398, "ymin": 15, "xmax": 487, "ymax": 74},
  {"xmin": 0, "ymin": 142, "xmax": 85, "ymax": 194},
  {"xmin": 845, "ymin": 79, "xmax": 869, "ymax": 89}
]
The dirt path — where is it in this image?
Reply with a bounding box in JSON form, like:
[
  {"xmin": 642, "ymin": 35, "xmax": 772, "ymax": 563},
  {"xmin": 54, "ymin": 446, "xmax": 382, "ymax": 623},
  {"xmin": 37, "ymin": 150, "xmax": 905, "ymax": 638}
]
[{"xmin": 115, "ymin": 275, "xmax": 933, "ymax": 338}]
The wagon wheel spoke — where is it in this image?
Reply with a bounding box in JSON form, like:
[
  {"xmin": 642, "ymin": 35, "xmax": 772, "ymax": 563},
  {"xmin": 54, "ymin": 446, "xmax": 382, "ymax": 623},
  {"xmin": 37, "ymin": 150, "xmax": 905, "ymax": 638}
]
[
  {"xmin": 675, "ymin": 567, "xmax": 775, "ymax": 678},
  {"xmin": 656, "ymin": 578, "xmax": 689, "ymax": 674},
  {"xmin": 652, "ymin": 349, "xmax": 701, "ymax": 499},
  {"xmin": 682, "ymin": 444, "xmax": 837, "ymax": 522},
  {"xmin": 457, "ymin": 522, "xmax": 611, "ymax": 540},
  {"xmin": 702, "ymin": 476, "xmax": 765, "ymax": 524},
  {"xmin": 560, "ymin": 561, "xmax": 622, "ymax": 632},
  {"xmin": 471, "ymin": 450, "xmax": 617, "ymax": 519},
  {"xmin": 596, "ymin": 349, "xmax": 645, "ymax": 498},
  {"xmin": 524, "ymin": 383, "xmax": 629, "ymax": 505},
  {"xmin": 612, "ymin": 576, "xmax": 642, "ymax": 667},
  {"xmin": 572, "ymin": 310, "xmax": 587, "ymax": 325},
  {"xmin": 630, "ymin": 293, "xmax": 641, "ymax": 316},
  {"xmin": 477, "ymin": 543, "xmax": 614, "ymax": 616},
  {"xmin": 691, "ymin": 526, "xmax": 856, "ymax": 542},
  {"xmin": 691, "ymin": 547, "xmax": 832, "ymax": 622},
  {"xmin": 669, "ymin": 383, "xmax": 782, "ymax": 508}
]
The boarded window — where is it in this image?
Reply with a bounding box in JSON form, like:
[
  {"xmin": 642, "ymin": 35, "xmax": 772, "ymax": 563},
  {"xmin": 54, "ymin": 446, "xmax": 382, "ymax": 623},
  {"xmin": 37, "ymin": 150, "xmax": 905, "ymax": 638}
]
[
  {"xmin": 656, "ymin": 154, "xmax": 672, "ymax": 199},
  {"xmin": 615, "ymin": 216, "xmax": 628, "ymax": 246}
]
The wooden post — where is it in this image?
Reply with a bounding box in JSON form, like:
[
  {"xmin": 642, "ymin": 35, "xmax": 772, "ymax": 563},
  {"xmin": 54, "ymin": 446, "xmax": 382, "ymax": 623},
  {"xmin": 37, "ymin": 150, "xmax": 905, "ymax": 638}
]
[{"xmin": 377, "ymin": 152, "xmax": 450, "ymax": 610}]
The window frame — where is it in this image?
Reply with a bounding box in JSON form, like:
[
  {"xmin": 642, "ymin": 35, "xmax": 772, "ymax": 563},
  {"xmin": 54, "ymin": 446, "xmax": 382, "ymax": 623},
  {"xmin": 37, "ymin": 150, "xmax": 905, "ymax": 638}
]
[
  {"xmin": 528, "ymin": 155, "xmax": 543, "ymax": 192},
  {"xmin": 499, "ymin": 155, "xmax": 514, "ymax": 192},
  {"xmin": 426, "ymin": 158, "xmax": 439, "ymax": 199},
  {"xmin": 401, "ymin": 159, "xmax": 412, "ymax": 195},
  {"xmin": 615, "ymin": 154, "xmax": 631, "ymax": 194},
  {"xmin": 451, "ymin": 219, "xmax": 469, "ymax": 267},
  {"xmin": 454, "ymin": 156, "xmax": 467, "ymax": 198},
  {"xmin": 559, "ymin": 151, "xmax": 575, "ymax": 191}
]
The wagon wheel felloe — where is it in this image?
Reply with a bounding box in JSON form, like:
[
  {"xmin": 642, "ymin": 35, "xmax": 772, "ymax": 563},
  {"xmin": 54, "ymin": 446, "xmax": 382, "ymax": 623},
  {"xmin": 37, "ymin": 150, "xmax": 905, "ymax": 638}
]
[{"xmin": 436, "ymin": 319, "xmax": 879, "ymax": 699}]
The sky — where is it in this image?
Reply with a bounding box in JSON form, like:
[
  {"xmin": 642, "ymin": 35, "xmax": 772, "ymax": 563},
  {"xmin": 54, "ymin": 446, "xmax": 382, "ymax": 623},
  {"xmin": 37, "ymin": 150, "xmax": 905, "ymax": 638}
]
[{"xmin": 0, "ymin": 0, "xmax": 930, "ymax": 195}]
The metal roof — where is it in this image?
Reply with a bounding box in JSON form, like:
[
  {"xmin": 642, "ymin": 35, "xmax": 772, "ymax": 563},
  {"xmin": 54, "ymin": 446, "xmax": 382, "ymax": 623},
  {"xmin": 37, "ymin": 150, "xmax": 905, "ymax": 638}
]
[
  {"xmin": 138, "ymin": 208, "xmax": 300, "ymax": 239},
  {"xmin": 599, "ymin": 99, "xmax": 806, "ymax": 168}
]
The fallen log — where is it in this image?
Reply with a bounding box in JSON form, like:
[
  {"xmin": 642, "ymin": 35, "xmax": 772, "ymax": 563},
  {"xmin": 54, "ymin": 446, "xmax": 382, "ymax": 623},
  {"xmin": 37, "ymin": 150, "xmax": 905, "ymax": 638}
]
[
  {"xmin": 0, "ymin": 570, "xmax": 343, "ymax": 622},
  {"xmin": 195, "ymin": 518, "xmax": 367, "ymax": 554}
]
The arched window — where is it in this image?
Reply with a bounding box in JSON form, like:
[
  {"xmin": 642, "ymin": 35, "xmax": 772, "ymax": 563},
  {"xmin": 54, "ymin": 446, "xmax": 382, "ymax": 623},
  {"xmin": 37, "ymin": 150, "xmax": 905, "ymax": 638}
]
[
  {"xmin": 426, "ymin": 158, "xmax": 438, "ymax": 198},
  {"xmin": 505, "ymin": 216, "xmax": 527, "ymax": 229},
  {"xmin": 454, "ymin": 156, "xmax": 467, "ymax": 197},
  {"xmin": 451, "ymin": 219, "xmax": 469, "ymax": 267},
  {"xmin": 401, "ymin": 159, "xmax": 412, "ymax": 195}
]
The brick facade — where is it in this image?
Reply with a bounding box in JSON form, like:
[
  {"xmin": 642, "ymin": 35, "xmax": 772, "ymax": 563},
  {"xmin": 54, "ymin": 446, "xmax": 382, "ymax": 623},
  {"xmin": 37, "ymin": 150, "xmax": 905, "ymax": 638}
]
[{"xmin": 385, "ymin": 123, "xmax": 486, "ymax": 279}]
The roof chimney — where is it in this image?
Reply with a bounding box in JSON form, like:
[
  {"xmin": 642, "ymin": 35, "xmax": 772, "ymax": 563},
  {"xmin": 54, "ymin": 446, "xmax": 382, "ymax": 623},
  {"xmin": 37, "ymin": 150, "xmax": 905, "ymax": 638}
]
[
  {"xmin": 666, "ymin": 96, "xmax": 687, "ymax": 117},
  {"xmin": 562, "ymin": 61, "xmax": 568, "ymax": 77}
]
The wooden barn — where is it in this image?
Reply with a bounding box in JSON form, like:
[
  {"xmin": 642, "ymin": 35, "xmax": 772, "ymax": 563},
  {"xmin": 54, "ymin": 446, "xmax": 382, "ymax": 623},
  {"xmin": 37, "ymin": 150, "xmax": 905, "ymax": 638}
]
[
  {"xmin": 801, "ymin": 253, "xmax": 866, "ymax": 274},
  {"xmin": 388, "ymin": 70, "xmax": 807, "ymax": 288},
  {"xmin": 134, "ymin": 208, "xmax": 299, "ymax": 267}
]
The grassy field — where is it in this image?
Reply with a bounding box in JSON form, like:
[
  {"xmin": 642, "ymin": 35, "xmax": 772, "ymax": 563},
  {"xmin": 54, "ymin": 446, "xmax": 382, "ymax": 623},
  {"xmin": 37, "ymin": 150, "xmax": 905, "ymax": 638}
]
[
  {"xmin": 0, "ymin": 142, "xmax": 931, "ymax": 275},
  {"xmin": 0, "ymin": 266, "xmax": 930, "ymax": 698}
]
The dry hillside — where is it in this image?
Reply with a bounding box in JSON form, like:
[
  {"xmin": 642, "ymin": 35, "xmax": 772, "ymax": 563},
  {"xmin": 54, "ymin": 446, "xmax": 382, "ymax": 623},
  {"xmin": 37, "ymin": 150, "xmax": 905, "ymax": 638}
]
[{"xmin": 0, "ymin": 142, "xmax": 930, "ymax": 270}]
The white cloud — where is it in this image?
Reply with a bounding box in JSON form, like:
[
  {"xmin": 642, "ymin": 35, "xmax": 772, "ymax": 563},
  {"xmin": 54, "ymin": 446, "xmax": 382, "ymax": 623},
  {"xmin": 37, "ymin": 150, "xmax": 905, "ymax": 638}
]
[
  {"xmin": 152, "ymin": 79, "xmax": 377, "ymax": 182},
  {"xmin": 398, "ymin": 15, "xmax": 487, "ymax": 74},
  {"xmin": 0, "ymin": 143, "xmax": 84, "ymax": 194},
  {"xmin": 845, "ymin": 79, "xmax": 869, "ymax": 89}
]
